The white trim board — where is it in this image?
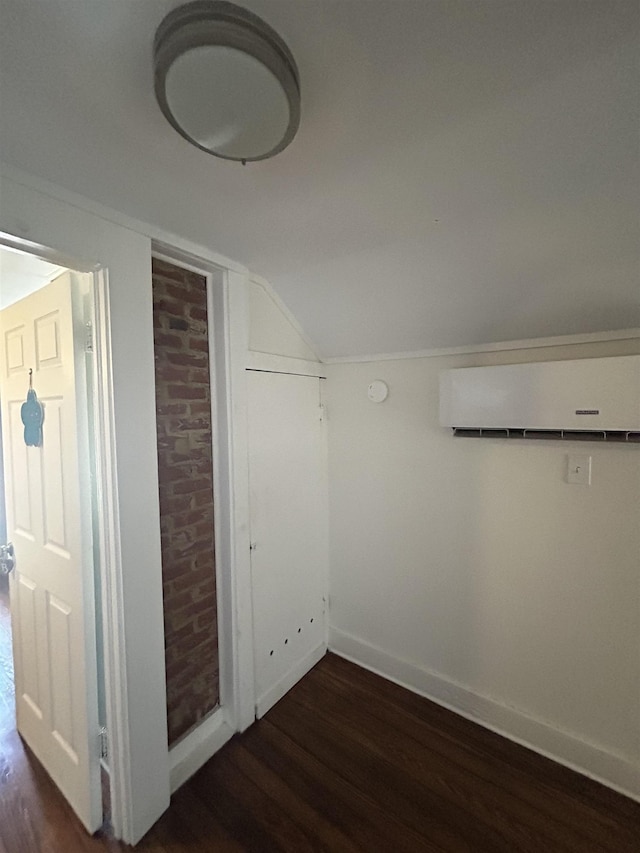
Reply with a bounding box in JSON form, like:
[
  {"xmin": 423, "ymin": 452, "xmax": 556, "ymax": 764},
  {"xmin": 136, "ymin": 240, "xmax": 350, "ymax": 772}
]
[
  {"xmin": 225, "ymin": 271, "xmax": 256, "ymax": 732},
  {"xmin": 169, "ymin": 709, "xmax": 234, "ymax": 794},
  {"xmin": 91, "ymin": 268, "xmax": 134, "ymax": 840},
  {"xmin": 329, "ymin": 627, "xmax": 640, "ymax": 803},
  {"xmin": 323, "ymin": 329, "xmax": 640, "ymax": 364},
  {"xmin": 153, "ymin": 245, "xmax": 227, "ymax": 276},
  {"xmin": 256, "ymin": 643, "xmax": 326, "ymax": 719}
]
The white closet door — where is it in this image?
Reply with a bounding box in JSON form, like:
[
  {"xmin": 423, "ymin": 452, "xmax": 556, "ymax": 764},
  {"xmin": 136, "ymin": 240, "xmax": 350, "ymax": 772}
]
[{"xmin": 247, "ymin": 370, "xmax": 328, "ymax": 717}]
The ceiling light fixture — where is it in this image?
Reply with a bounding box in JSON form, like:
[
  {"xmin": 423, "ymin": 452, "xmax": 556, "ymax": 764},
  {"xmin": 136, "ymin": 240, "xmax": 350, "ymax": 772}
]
[{"xmin": 154, "ymin": 0, "xmax": 301, "ymax": 163}]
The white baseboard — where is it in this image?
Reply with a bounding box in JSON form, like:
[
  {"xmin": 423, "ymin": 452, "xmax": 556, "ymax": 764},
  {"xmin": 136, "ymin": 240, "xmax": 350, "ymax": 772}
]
[
  {"xmin": 329, "ymin": 626, "xmax": 640, "ymax": 802},
  {"xmin": 256, "ymin": 643, "xmax": 326, "ymax": 719},
  {"xmin": 169, "ymin": 708, "xmax": 234, "ymax": 794}
]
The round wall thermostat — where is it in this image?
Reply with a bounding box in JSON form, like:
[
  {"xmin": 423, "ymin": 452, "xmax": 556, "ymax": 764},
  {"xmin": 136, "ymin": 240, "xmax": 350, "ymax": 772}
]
[{"xmin": 367, "ymin": 380, "xmax": 388, "ymax": 403}]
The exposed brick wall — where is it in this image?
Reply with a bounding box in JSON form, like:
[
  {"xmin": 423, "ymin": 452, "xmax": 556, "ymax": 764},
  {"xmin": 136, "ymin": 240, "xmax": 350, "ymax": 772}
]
[{"xmin": 152, "ymin": 258, "xmax": 219, "ymax": 745}]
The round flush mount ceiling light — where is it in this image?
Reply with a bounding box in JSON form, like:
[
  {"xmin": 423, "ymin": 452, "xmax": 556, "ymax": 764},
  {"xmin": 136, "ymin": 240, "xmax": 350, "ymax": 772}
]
[{"xmin": 154, "ymin": 0, "xmax": 301, "ymax": 163}]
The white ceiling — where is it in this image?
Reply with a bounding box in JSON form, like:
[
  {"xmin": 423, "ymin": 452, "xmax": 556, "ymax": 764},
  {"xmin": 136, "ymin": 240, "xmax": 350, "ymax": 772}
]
[
  {"xmin": 0, "ymin": 247, "xmax": 66, "ymax": 310},
  {"xmin": 0, "ymin": 0, "xmax": 637, "ymax": 357}
]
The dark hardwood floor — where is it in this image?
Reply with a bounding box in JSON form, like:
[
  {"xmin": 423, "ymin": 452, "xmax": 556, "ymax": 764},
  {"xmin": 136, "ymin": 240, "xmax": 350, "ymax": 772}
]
[{"xmin": 1, "ymin": 601, "xmax": 638, "ymax": 853}]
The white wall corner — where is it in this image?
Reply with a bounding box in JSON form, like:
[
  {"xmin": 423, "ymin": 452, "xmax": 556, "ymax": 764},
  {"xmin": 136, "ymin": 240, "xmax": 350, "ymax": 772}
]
[
  {"xmin": 328, "ymin": 627, "xmax": 640, "ymax": 803},
  {"xmin": 248, "ymin": 274, "xmax": 322, "ymax": 362}
]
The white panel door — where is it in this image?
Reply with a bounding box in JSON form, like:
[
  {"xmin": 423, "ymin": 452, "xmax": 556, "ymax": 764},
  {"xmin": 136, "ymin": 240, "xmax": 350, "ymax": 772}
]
[
  {"xmin": 247, "ymin": 370, "xmax": 328, "ymax": 717},
  {"xmin": 0, "ymin": 272, "xmax": 101, "ymax": 833}
]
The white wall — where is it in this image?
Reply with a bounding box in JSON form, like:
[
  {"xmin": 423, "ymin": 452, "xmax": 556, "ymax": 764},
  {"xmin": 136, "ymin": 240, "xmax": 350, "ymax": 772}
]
[
  {"xmin": 327, "ymin": 338, "xmax": 640, "ymax": 798},
  {"xmin": 248, "ymin": 279, "xmax": 318, "ymax": 361}
]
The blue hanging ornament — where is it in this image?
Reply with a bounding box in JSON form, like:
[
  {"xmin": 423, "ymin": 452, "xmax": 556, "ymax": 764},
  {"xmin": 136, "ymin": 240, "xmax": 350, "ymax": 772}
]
[{"xmin": 21, "ymin": 370, "xmax": 44, "ymax": 447}]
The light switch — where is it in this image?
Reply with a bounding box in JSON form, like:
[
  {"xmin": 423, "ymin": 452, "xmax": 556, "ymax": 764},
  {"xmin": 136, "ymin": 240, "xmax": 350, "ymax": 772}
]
[{"xmin": 567, "ymin": 454, "xmax": 591, "ymax": 485}]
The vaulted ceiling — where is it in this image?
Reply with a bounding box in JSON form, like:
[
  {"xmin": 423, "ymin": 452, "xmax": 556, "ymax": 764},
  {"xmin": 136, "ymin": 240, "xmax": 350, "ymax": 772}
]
[{"xmin": 0, "ymin": 0, "xmax": 637, "ymax": 358}]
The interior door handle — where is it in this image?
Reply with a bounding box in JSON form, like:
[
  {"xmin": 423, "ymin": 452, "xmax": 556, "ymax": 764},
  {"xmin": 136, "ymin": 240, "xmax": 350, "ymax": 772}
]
[{"xmin": 0, "ymin": 543, "xmax": 15, "ymax": 575}]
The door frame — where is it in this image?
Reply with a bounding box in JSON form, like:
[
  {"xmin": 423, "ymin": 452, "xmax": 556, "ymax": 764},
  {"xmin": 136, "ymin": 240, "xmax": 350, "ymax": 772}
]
[
  {"xmin": 0, "ymin": 165, "xmax": 255, "ymax": 844},
  {"xmin": 0, "ymin": 246, "xmax": 125, "ymax": 830},
  {"xmin": 151, "ymin": 244, "xmax": 256, "ymax": 788}
]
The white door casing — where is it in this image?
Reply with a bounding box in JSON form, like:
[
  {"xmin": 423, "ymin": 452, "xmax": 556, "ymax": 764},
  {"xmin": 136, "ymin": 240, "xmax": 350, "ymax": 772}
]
[
  {"xmin": 247, "ymin": 370, "xmax": 328, "ymax": 717},
  {"xmin": 0, "ymin": 271, "xmax": 102, "ymax": 833}
]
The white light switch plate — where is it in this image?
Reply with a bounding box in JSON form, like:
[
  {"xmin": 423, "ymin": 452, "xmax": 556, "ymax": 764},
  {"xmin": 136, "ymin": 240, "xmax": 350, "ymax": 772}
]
[{"xmin": 567, "ymin": 454, "xmax": 591, "ymax": 485}]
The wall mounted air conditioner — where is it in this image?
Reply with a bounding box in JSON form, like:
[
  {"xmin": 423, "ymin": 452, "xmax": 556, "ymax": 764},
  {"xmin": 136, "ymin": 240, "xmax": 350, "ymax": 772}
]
[{"xmin": 439, "ymin": 355, "xmax": 640, "ymax": 442}]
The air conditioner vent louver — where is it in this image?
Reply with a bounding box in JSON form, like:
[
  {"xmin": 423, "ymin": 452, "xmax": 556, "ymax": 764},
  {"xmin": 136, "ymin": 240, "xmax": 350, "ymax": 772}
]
[
  {"xmin": 440, "ymin": 355, "xmax": 640, "ymax": 441},
  {"xmin": 452, "ymin": 427, "xmax": 640, "ymax": 443}
]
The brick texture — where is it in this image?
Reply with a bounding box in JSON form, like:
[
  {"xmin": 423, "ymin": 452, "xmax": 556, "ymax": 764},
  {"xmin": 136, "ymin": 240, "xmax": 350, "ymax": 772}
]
[{"xmin": 152, "ymin": 258, "xmax": 219, "ymax": 745}]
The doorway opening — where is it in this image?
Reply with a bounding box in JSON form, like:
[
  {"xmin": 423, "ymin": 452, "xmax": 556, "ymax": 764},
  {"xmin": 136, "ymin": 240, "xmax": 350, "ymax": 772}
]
[{"xmin": 0, "ymin": 244, "xmax": 110, "ymax": 836}]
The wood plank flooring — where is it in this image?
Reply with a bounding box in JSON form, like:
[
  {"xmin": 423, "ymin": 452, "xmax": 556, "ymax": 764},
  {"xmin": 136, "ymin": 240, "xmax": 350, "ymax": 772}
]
[{"xmin": 1, "ymin": 623, "xmax": 639, "ymax": 851}]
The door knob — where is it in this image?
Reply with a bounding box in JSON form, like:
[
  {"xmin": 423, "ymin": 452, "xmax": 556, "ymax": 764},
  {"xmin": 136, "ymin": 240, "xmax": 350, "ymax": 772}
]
[{"xmin": 0, "ymin": 543, "xmax": 15, "ymax": 575}]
